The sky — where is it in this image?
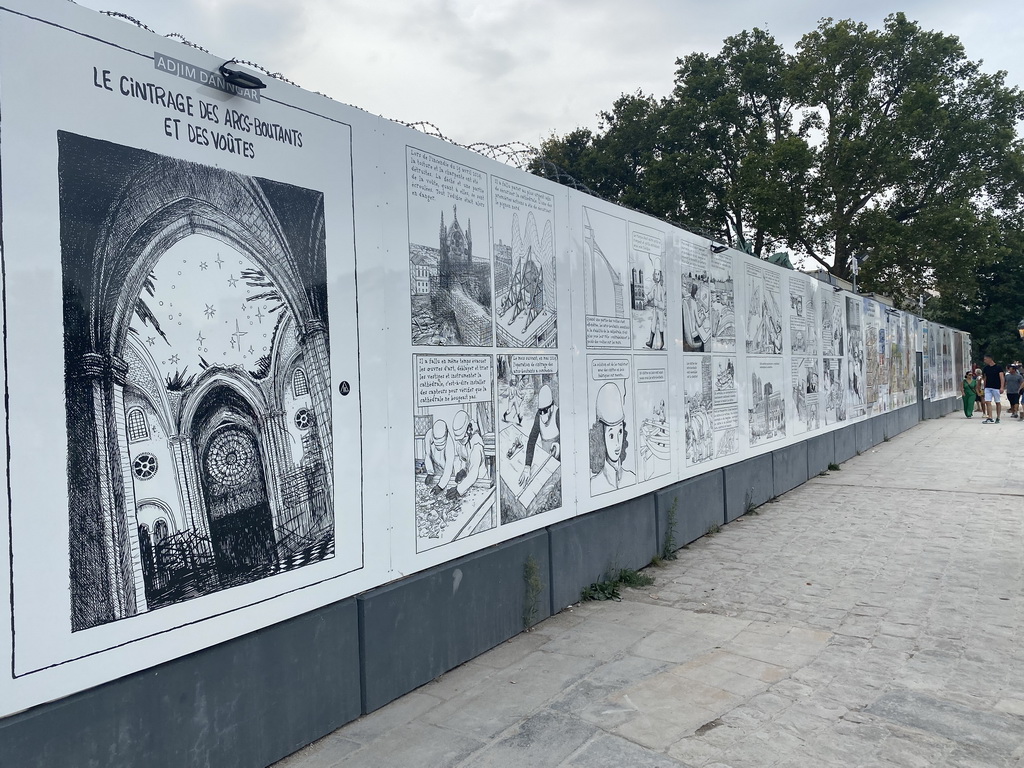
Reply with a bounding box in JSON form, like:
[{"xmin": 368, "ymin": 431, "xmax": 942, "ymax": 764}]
[
  {"xmin": 136, "ymin": 235, "xmax": 280, "ymax": 381},
  {"xmin": 75, "ymin": 1, "xmax": 1024, "ymax": 149}
]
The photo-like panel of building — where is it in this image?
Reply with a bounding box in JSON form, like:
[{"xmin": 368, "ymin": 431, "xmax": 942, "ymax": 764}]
[{"xmin": 59, "ymin": 132, "xmax": 335, "ymax": 631}]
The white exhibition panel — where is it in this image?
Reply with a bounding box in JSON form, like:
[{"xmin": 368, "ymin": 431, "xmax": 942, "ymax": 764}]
[{"xmin": 0, "ymin": 1, "xmax": 955, "ymax": 717}]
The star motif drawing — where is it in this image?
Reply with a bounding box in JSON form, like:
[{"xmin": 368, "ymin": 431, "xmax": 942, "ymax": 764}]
[
  {"xmin": 255, "ymin": 307, "xmax": 264, "ymax": 323},
  {"xmin": 215, "ymin": 254, "xmax": 224, "ymax": 269},
  {"xmin": 146, "ymin": 336, "xmax": 156, "ymax": 347},
  {"xmin": 227, "ymin": 274, "xmax": 238, "ymax": 288},
  {"xmin": 199, "ymin": 262, "xmax": 208, "ymax": 271},
  {"xmin": 204, "ymin": 304, "xmax": 216, "ymax": 319},
  {"xmin": 230, "ymin": 318, "xmax": 248, "ymax": 352},
  {"xmin": 248, "ymin": 345, "xmax": 254, "ymax": 355},
  {"xmin": 169, "ymin": 354, "xmax": 180, "ymax": 365},
  {"xmin": 196, "ymin": 332, "xmax": 205, "ymax": 345}
]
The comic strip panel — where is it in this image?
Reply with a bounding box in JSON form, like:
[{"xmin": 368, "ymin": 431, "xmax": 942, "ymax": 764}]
[
  {"xmin": 413, "ymin": 355, "xmax": 497, "ymax": 552},
  {"xmin": 587, "ymin": 356, "xmax": 637, "ymax": 495},
  {"xmin": 748, "ymin": 357, "xmax": 787, "ymax": 446},
  {"xmin": 864, "ymin": 301, "xmax": 880, "ymax": 414},
  {"xmin": 683, "ymin": 355, "xmax": 739, "ymax": 466},
  {"xmin": 821, "ymin": 290, "xmax": 845, "ymax": 358},
  {"xmin": 633, "ymin": 357, "xmax": 671, "ymax": 481},
  {"xmin": 745, "ymin": 263, "xmax": 783, "ymax": 355},
  {"xmin": 629, "ymin": 224, "xmax": 667, "ymax": 351},
  {"xmin": 846, "ymin": 296, "xmax": 865, "ymax": 417},
  {"xmin": 496, "ymin": 354, "xmax": 562, "ymax": 523},
  {"xmin": 789, "ymin": 276, "xmax": 819, "ymax": 356},
  {"xmin": 823, "ymin": 357, "xmax": 847, "ymax": 424},
  {"xmin": 791, "ymin": 356, "xmax": 821, "ymax": 435},
  {"xmin": 680, "ymin": 239, "xmax": 736, "ymax": 353},
  {"xmin": 492, "ymin": 177, "xmax": 557, "ymax": 348},
  {"xmin": 408, "ymin": 147, "xmax": 492, "ymax": 347},
  {"xmin": 583, "ymin": 207, "xmax": 631, "ymax": 349}
]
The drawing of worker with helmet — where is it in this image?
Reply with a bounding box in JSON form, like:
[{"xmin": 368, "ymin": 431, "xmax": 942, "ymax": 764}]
[
  {"xmin": 589, "ymin": 381, "xmax": 636, "ymax": 495},
  {"xmin": 519, "ymin": 383, "xmax": 560, "ymax": 487},
  {"xmin": 449, "ymin": 409, "xmax": 489, "ymax": 499},
  {"xmin": 423, "ymin": 419, "xmax": 457, "ymax": 495}
]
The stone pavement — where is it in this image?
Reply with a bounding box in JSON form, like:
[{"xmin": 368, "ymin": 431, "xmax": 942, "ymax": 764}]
[{"xmin": 275, "ymin": 412, "xmax": 1024, "ymax": 768}]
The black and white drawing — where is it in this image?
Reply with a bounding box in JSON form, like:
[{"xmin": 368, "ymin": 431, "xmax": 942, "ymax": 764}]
[
  {"xmin": 745, "ymin": 264, "xmax": 783, "ymax": 355},
  {"xmin": 629, "ymin": 225, "xmax": 667, "ymax": 350},
  {"xmin": 496, "ymin": 354, "xmax": 561, "ymax": 523},
  {"xmin": 633, "ymin": 358, "xmax": 670, "ymax": 481},
  {"xmin": 587, "ymin": 357, "xmax": 636, "ymax": 495},
  {"xmin": 680, "ymin": 241, "xmax": 736, "ymax": 353},
  {"xmin": 864, "ymin": 301, "xmax": 881, "ymax": 414},
  {"xmin": 845, "ymin": 296, "xmax": 865, "ymax": 416},
  {"xmin": 583, "ymin": 207, "xmax": 630, "ymax": 349},
  {"xmin": 823, "ymin": 357, "xmax": 847, "ymax": 424},
  {"xmin": 408, "ymin": 148, "xmax": 492, "ymax": 347},
  {"xmin": 413, "ymin": 355, "xmax": 497, "ymax": 551},
  {"xmin": 683, "ymin": 356, "xmax": 739, "ymax": 465},
  {"xmin": 492, "ymin": 178, "xmax": 556, "ymax": 348},
  {"xmin": 748, "ymin": 358, "xmax": 787, "ymax": 446},
  {"xmin": 821, "ymin": 291, "xmax": 845, "ymax": 358},
  {"xmin": 791, "ymin": 356, "xmax": 821, "ymax": 434},
  {"xmin": 789, "ymin": 276, "xmax": 819, "ymax": 355},
  {"xmin": 59, "ymin": 133, "xmax": 336, "ymax": 631}
]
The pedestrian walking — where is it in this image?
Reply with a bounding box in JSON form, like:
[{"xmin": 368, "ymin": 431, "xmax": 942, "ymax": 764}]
[
  {"xmin": 962, "ymin": 370, "xmax": 977, "ymax": 417},
  {"xmin": 981, "ymin": 354, "xmax": 1005, "ymax": 424},
  {"xmin": 1005, "ymin": 363, "xmax": 1023, "ymax": 418}
]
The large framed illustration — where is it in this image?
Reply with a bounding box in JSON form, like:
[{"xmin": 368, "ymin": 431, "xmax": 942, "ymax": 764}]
[
  {"xmin": 60, "ymin": 133, "xmax": 338, "ymax": 630},
  {"xmin": 1, "ymin": 2, "xmax": 366, "ymax": 715}
]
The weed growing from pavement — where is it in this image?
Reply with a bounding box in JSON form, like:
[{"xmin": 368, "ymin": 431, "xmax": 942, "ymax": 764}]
[
  {"xmin": 828, "ymin": 462, "xmax": 841, "ymax": 471},
  {"xmin": 523, "ymin": 555, "xmax": 543, "ymax": 628},
  {"xmin": 581, "ymin": 567, "xmax": 655, "ymax": 602}
]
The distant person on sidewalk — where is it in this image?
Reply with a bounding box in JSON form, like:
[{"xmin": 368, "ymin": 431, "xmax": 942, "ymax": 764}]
[
  {"xmin": 981, "ymin": 354, "xmax": 1005, "ymax": 424},
  {"xmin": 962, "ymin": 370, "xmax": 977, "ymax": 417},
  {"xmin": 974, "ymin": 366, "xmax": 985, "ymax": 413},
  {"xmin": 1005, "ymin": 364, "xmax": 1023, "ymax": 418}
]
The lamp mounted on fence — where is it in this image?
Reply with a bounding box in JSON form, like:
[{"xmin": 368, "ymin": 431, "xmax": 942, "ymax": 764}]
[
  {"xmin": 1017, "ymin": 319, "xmax": 1024, "ymax": 340},
  {"xmin": 220, "ymin": 61, "xmax": 266, "ymax": 90}
]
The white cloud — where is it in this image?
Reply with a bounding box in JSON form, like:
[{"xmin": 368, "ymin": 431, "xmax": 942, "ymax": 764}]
[{"xmin": 77, "ymin": 0, "xmax": 1024, "ymax": 146}]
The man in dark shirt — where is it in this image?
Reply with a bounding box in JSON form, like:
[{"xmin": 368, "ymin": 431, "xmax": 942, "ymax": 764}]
[{"xmin": 981, "ymin": 354, "xmax": 1005, "ymax": 424}]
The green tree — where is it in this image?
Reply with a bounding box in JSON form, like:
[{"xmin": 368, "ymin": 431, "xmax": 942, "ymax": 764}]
[
  {"xmin": 529, "ymin": 14, "xmax": 1024, "ymax": 314},
  {"xmin": 793, "ymin": 14, "xmax": 1024, "ymax": 299}
]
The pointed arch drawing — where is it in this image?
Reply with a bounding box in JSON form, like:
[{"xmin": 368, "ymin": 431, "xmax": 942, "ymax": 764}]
[{"xmin": 59, "ymin": 132, "xmax": 337, "ymax": 630}]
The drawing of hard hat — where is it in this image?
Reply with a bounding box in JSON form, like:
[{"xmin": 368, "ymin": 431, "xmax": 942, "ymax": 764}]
[
  {"xmin": 431, "ymin": 420, "xmax": 448, "ymax": 448},
  {"xmin": 595, "ymin": 382, "xmax": 624, "ymax": 425},
  {"xmin": 538, "ymin": 384, "xmax": 554, "ymax": 410},
  {"xmin": 452, "ymin": 410, "xmax": 470, "ymax": 440}
]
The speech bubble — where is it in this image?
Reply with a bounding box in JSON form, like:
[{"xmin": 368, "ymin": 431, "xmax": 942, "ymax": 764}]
[
  {"xmin": 416, "ymin": 355, "xmax": 491, "ymax": 407},
  {"xmin": 591, "ymin": 357, "xmax": 630, "ymax": 381}
]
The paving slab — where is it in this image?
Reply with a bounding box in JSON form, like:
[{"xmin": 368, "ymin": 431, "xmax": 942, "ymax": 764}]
[{"xmin": 274, "ymin": 413, "xmax": 1024, "ymax": 768}]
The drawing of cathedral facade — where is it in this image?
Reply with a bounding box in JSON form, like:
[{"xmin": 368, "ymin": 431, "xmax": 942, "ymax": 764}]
[{"xmin": 58, "ymin": 132, "xmax": 336, "ymax": 631}]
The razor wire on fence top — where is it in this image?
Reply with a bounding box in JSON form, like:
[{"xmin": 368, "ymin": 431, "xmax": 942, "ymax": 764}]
[{"xmin": 92, "ymin": 4, "xmax": 736, "ymax": 249}]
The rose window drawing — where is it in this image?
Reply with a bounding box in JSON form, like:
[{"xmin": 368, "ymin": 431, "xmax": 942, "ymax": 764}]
[
  {"xmin": 294, "ymin": 408, "xmax": 313, "ymax": 430},
  {"xmin": 132, "ymin": 453, "xmax": 158, "ymax": 480},
  {"xmin": 205, "ymin": 430, "xmax": 258, "ymax": 488}
]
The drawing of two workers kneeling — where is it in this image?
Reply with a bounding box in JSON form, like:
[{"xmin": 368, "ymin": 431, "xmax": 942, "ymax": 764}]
[{"xmin": 424, "ymin": 410, "xmax": 488, "ymax": 500}]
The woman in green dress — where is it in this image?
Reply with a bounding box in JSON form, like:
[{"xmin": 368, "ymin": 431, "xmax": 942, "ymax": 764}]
[{"xmin": 962, "ymin": 370, "xmax": 977, "ymax": 417}]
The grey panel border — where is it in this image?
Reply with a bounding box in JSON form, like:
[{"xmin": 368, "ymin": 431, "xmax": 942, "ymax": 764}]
[{"xmin": 723, "ymin": 453, "xmax": 774, "ymax": 522}]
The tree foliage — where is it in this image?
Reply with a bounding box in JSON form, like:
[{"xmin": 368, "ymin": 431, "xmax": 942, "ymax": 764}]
[{"xmin": 528, "ymin": 13, "xmax": 1024, "ymax": 348}]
